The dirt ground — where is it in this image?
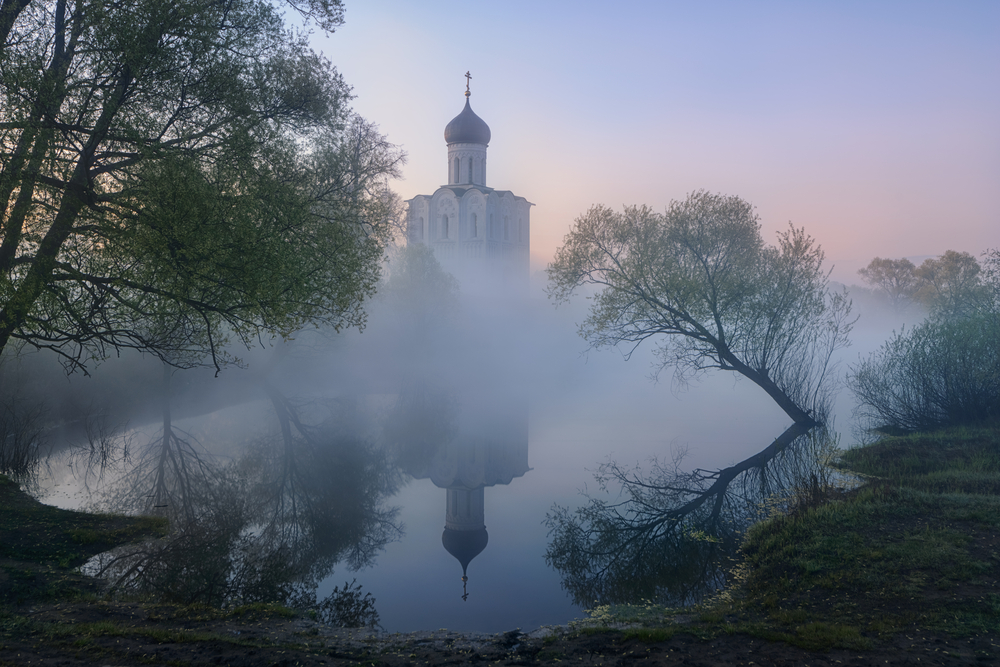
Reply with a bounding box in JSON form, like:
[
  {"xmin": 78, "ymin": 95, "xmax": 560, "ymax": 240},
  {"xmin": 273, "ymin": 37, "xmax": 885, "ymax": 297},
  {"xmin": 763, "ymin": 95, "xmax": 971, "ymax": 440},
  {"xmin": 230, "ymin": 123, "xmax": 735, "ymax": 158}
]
[{"xmin": 1, "ymin": 599, "xmax": 997, "ymax": 666}]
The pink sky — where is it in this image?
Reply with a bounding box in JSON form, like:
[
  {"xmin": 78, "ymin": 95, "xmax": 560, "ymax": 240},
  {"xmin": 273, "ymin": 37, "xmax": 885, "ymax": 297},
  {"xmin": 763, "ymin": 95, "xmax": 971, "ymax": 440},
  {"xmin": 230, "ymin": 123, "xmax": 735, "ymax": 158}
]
[{"xmin": 311, "ymin": 1, "xmax": 999, "ymax": 284}]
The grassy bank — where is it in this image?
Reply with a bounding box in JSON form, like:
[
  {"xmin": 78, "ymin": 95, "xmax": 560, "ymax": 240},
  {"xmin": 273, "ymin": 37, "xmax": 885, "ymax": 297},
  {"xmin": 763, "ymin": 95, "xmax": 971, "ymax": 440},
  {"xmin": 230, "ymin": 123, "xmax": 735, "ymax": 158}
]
[
  {"xmin": 0, "ymin": 474, "xmax": 167, "ymax": 605},
  {"xmin": 578, "ymin": 425, "xmax": 1000, "ymax": 653}
]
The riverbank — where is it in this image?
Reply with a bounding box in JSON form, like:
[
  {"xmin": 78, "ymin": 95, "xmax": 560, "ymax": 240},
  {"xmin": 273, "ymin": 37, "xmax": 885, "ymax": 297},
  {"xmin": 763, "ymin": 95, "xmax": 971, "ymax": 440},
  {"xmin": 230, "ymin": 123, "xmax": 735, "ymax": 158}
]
[{"xmin": 2, "ymin": 426, "xmax": 998, "ymax": 665}]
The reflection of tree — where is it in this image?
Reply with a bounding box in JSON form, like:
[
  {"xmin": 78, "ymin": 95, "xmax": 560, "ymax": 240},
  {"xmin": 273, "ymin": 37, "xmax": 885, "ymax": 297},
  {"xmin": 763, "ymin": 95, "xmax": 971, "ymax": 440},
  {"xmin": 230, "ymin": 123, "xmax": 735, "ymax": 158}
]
[
  {"xmin": 92, "ymin": 364, "xmax": 222, "ymax": 524},
  {"xmin": 545, "ymin": 194, "xmax": 851, "ymax": 605},
  {"xmin": 250, "ymin": 385, "xmax": 403, "ymax": 580},
  {"xmin": 548, "ymin": 196, "xmax": 852, "ymax": 530},
  {"xmin": 90, "ymin": 381, "xmax": 402, "ymax": 610},
  {"xmin": 546, "ymin": 430, "xmax": 837, "ymax": 606},
  {"xmin": 0, "ymin": 392, "xmax": 45, "ymax": 485}
]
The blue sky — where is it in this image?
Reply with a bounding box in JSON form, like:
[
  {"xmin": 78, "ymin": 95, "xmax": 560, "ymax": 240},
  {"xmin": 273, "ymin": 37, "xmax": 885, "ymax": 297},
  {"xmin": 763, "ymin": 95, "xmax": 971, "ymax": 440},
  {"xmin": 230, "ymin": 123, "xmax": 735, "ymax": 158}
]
[{"xmin": 310, "ymin": 1, "xmax": 999, "ymax": 281}]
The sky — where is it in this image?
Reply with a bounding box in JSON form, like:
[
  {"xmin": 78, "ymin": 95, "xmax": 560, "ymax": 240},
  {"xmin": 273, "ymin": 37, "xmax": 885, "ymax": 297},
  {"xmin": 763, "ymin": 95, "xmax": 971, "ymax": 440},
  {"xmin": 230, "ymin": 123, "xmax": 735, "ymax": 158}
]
[{"xmin": 309, "ymin": 0, "xmax": 999, "ymax": 284}]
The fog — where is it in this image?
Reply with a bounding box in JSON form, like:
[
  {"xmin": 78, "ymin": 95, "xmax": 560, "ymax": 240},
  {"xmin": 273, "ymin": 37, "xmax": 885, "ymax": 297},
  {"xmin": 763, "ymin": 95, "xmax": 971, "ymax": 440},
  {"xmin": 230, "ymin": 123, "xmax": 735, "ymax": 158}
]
[{"xmin": 1, "ymin": 236, "xmax": 924, "ymax": 632}]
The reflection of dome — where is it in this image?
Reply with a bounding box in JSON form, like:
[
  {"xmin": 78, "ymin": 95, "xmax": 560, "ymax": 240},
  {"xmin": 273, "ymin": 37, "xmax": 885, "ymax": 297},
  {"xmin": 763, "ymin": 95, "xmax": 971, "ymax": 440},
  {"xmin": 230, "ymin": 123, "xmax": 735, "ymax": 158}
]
[
  {"xmin": 444, "ymin": 99, "xmax": 491, "ymax": 145},
  {"xmin": 442, "ymin": 526, "xmax": 489, "ymax": 575}
]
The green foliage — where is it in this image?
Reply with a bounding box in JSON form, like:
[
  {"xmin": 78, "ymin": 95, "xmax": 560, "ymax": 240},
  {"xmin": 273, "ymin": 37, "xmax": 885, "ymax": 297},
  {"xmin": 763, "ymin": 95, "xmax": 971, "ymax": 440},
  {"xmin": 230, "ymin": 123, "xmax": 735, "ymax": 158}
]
[
  {"xmin": 378, "ymin": 243, "xmax": 460, "ymax": 342},
  {"xmin": 848, "ymin": 314, "xmax": 1000, "ymax": 433},
  {"xmin": 548, "ymin": 193, "xmax": 852, "ymax": 421},
  {"xmin": 913, "ymin": 250, "xmax": 986, "ymax": 318},
  {"xmin": 0, "ymin": 0, "xmax": 403, "ymax": 372}
]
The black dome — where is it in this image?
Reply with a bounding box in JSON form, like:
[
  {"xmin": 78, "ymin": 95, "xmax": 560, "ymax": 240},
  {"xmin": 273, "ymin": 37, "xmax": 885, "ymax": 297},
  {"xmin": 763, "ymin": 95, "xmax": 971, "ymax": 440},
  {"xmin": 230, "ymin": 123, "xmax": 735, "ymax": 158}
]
[
  {"xmin": 444, "ymin": 99, "xmax": 491, "ymax": 146},
  {"xmin": 442, "ymin": 526, "xmax": 489, "ymax": 575}
]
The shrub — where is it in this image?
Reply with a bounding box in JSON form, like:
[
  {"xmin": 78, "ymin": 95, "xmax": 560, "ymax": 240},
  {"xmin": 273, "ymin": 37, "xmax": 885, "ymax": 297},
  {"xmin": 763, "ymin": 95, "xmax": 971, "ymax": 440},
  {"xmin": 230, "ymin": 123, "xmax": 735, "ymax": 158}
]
[
  {"xmin": 848, "ymin": 313, "xmax": 1000, "ymax": 433},
  {"xmin": 315, "ymin": 579, "xmax": 380, "ymax": 628}
]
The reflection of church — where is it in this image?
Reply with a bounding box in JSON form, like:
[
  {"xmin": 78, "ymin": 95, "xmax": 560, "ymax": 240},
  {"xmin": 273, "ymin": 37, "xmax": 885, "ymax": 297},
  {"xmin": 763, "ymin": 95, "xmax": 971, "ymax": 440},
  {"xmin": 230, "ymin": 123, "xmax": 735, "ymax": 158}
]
[
  {"xmin": 403, "ymin": 74, "xmax": 532, "ymax": 599},
  {"xmin": 402, "ymin": 397, "xmax": 530, "ymax": 600},
  {"xmin": 406, "ymin": 74, "xmax": 532, "ymax": 295}
]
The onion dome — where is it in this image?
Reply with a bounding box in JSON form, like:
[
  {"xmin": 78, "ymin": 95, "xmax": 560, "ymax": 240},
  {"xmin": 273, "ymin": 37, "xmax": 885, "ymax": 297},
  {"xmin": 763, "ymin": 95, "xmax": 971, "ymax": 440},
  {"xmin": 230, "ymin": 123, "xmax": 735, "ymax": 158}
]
[
  {"xmin": 442, "ymin": 526, "xmax": 489, "ymax": 576},
  {"xmin": 444, "ymin": 99, "xmax": 491, "ymax": 146}
]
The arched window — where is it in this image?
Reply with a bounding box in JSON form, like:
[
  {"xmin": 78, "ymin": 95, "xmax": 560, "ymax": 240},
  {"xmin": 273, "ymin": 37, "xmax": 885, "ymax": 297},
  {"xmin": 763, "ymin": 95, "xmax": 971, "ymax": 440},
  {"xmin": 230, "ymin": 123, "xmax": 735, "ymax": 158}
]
[
  {"xmin": 468, "ymin": 159, "xmax": 473, "ymax": 183},
  {"xmin": 518, "ymin": 217, "xmax": 523, "ymax": 242},
  {"xmin": 503, "ymin": 215, "xmax": 509, "ymax": 241},
  {"xmin": 470, "ymin": 213, "xmax": 477, "ymax": 238},
  {"xmin": 442, "ymin": 214, "xmax": 450, "ymax": 239},
  {"xmin": 489, "ymin": 213, "xmax": 494, "ymax": 238},
  {"xmin": 419, "ymin": 216, "xmax": 424, "ymax": 240},
  {"xmin": 453, "ymin": 158, "xmax": 459, "ymax": 184}
]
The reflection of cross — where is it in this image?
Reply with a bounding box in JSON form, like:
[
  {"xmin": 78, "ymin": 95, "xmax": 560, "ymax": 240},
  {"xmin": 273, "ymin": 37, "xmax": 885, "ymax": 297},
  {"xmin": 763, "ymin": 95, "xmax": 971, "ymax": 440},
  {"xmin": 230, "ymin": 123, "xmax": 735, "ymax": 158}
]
[{"xmin": 464, "ymin": 71, "xmax": 471, "ymax": 97}]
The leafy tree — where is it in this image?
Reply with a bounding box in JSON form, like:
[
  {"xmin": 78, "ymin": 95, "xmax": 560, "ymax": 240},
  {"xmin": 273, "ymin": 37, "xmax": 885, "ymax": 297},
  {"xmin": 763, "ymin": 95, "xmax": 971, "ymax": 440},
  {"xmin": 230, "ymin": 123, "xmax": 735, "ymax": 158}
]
[
  {"xmin": 857, "ymin": 257, "xmax": 919, "ymax": 313},
  {"xmin": 379, "ymin": 243, "xmax": 460, "ymax": 339},
  {"xmin": 913, "ymin": 250, "xmax": 985, "ymax": 318},
  {"xmin": 0, "ymin": 0, "xmax": 402, "ymax": 373},
  {"xmin": 856, "ymin": 250, "xmax": 993, "ymax": 320},
  {"xmin": 545, "ymin": 191, "xmax": 852, "ymax": 602},
  {"xmin": 981, "ymin": 248, "xmax": 1000, "ymax": 313}
]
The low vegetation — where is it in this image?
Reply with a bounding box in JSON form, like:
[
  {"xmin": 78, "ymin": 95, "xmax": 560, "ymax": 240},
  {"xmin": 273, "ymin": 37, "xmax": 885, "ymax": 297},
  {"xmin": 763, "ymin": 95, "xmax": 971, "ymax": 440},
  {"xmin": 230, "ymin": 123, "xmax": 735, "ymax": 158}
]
[
  {"xmin": 575, "ymin": 424, "xmax": 1000, "ymax": 654},
  {"xmin": 0, "ymin": 474, "xmax": 167, "ymax": 605},
  {"xmin": 849, "ymin": 313, "xmax": 1000, "ymax": 433}
]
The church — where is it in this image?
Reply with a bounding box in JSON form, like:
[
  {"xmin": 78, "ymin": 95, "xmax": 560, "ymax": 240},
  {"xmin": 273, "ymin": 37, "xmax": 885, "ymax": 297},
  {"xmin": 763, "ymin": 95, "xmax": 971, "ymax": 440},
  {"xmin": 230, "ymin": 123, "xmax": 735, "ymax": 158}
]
[{"xmin": 406, "ymin": 75, "xmax": 532, "ymax": 295}]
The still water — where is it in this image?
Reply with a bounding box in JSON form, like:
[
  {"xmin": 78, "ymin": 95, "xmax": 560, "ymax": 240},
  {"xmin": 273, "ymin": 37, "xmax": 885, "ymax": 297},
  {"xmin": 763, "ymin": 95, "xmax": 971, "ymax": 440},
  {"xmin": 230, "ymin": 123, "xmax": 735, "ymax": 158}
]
[{"xmin": 36, "ymin": 293, "xmax": 835, "ymax": 634}]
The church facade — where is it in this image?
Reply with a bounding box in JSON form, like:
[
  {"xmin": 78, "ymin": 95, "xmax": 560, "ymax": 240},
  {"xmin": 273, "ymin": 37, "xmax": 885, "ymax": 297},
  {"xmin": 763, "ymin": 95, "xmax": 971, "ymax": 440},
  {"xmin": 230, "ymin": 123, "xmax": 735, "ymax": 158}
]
[{"xmin": 406, "ymin": 82, "xmax": 531, "ymax": 295}]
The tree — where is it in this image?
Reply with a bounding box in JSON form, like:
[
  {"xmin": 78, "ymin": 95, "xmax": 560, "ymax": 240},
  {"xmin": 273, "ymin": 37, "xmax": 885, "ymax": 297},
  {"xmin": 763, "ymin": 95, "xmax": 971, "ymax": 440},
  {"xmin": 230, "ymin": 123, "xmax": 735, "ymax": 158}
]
[
  {"xmin": 0, "ymin": 0, "xmax": 402, "ymax": 374},
  {"xmin": 545, "ymin": 191, "xmax": 852, "ymax": 602},
  {"xmin": 913, "ymin": 250, "xmax": 984, "ymax": 318},
  {"xmin": 857, "ymin": 257, "xmax": 918, "ymax": 312},
  {"xmin": 981, "ymin": 248, "xmax": 1000, "ymax": 313}
]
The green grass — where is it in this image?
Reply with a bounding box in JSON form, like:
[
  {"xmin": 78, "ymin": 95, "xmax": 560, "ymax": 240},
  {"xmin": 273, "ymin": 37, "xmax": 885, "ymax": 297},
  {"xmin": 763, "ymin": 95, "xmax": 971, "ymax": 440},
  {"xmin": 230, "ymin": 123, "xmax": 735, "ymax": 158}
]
[
  {"xmin": 0, "ymin": 473, "xmax": 167, "ymax": 570},
  {"xmin": 577, "ymin": 425, "xmax": 1000, "ymax": 650},
  {"xmin": 730, "ymin": 425, "xmax": 1000, "ymax": 643},
  {"xmin": 0, "ymin": 473, "xmax": 168, "ymax": 605}
]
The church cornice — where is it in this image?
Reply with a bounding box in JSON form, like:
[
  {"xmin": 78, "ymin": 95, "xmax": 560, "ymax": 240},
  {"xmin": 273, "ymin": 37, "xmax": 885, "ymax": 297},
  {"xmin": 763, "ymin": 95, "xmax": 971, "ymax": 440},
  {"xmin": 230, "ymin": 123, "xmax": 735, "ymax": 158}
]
[
  {"xmin": 422, "ymin": 184, "xmax": 533, "ymax": 206},
  {"xmin": 438, "ymin": 184, "xmax": 494, "ymax": 197}
]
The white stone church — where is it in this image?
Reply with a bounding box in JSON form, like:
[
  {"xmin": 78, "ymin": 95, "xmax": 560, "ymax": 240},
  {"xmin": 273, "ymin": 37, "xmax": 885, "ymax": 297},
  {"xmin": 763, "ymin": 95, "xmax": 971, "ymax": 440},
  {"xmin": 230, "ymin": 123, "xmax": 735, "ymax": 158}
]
[{"xmin": 406, "ymin": 80, "xmax": 531, "ymax": 295}]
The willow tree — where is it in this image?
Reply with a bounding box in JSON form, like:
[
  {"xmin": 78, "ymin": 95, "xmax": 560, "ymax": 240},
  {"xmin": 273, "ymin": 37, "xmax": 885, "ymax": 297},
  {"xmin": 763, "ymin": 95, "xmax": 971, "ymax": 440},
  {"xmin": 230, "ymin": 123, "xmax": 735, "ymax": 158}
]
[
  {"xmin": 545, "ymin": 192, "xmax": 852, "ymax": 604},
  {"xmin": 0, "ymin": 0, "xmax": 403, "ymax": 374}
]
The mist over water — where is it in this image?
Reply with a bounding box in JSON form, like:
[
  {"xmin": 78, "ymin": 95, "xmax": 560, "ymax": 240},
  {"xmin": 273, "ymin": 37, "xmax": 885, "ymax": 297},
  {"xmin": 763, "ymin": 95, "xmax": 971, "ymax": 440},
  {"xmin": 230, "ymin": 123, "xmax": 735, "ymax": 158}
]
[{"xmin": 13, "ymin": 259, "xmax": 907, "ymax": 632}]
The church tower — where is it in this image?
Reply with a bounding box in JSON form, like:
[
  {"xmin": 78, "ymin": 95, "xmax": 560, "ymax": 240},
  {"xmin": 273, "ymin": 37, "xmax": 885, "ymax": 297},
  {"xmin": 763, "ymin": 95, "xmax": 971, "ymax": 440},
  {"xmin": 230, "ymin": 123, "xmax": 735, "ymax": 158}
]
[{"xmin": 406, "ymin": 74, "xmax": 532, "ymax": 295}]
